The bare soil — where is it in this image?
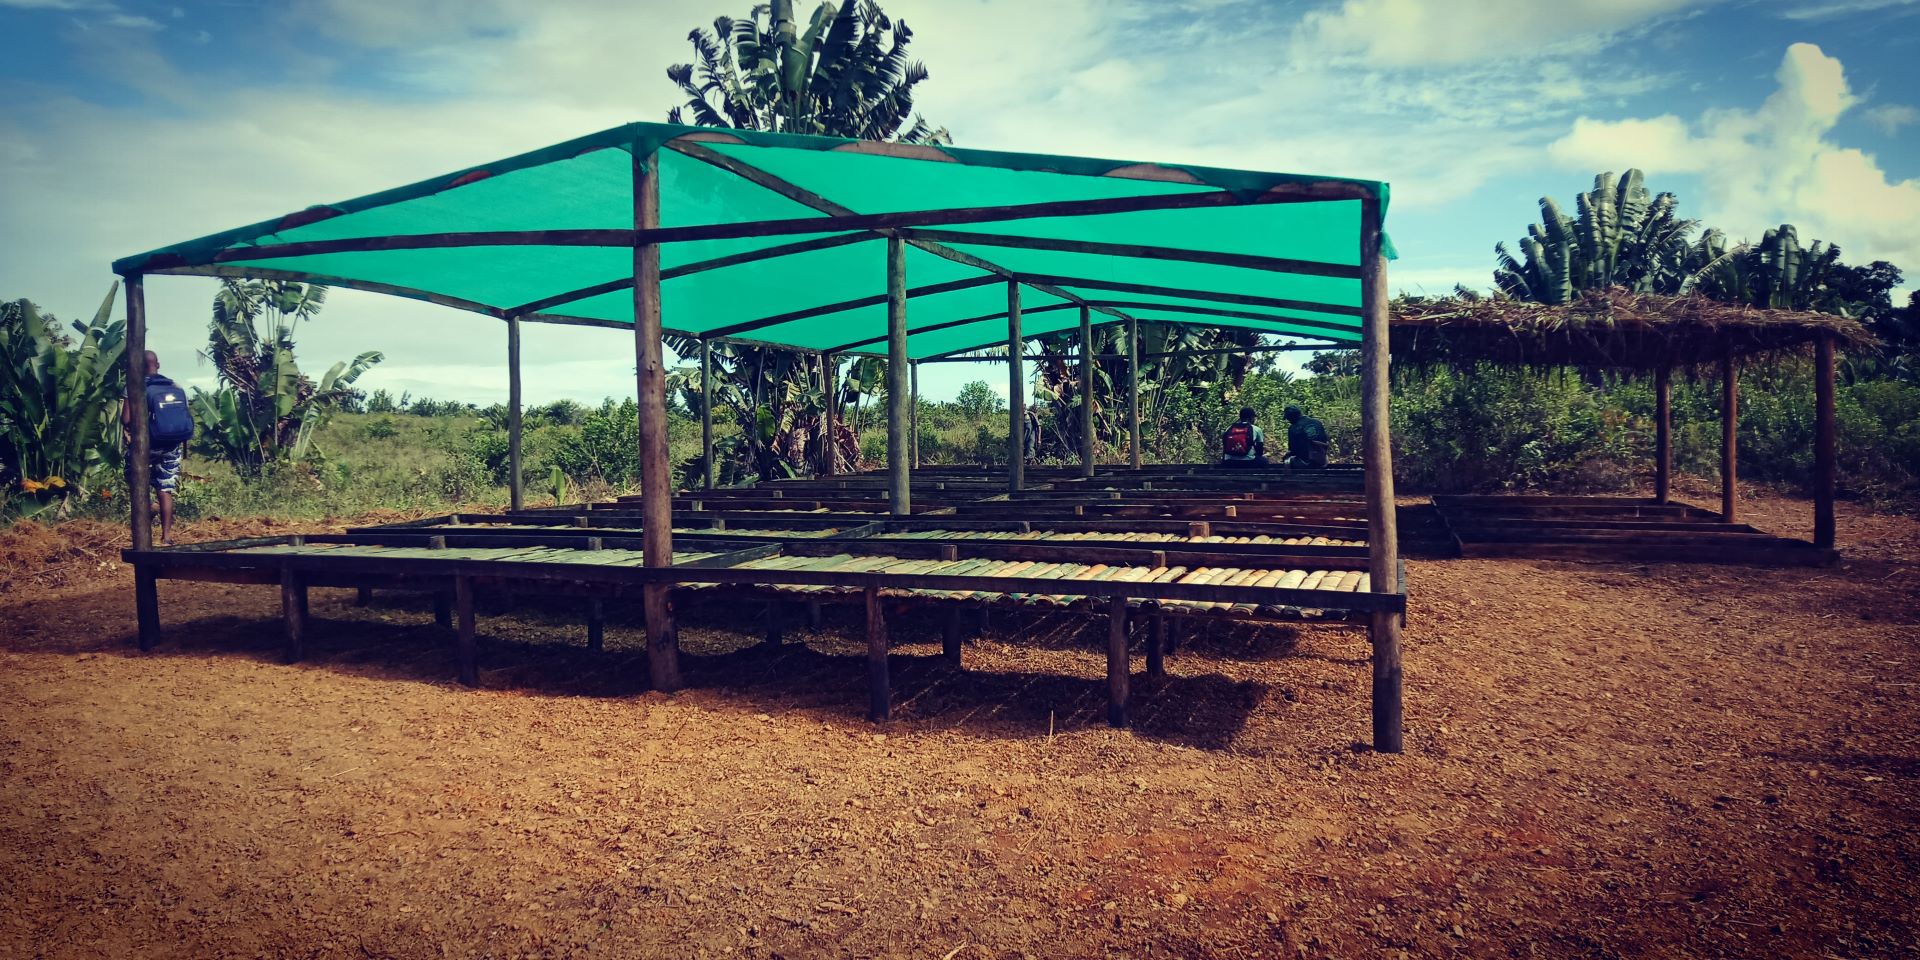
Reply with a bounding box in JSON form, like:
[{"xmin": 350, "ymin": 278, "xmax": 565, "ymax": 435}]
[{"xmin": 1, "ymin": 493, "xmax": 1915, "ymax": 959}]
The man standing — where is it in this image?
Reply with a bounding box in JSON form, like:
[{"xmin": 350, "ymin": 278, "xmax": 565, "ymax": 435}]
[
  {"xmin": 1282, "ymin": 403, "xmax": 1330, "ymax": 467},
  {"xmin": 1220, "ymin": 406, "xmax": 1267, "ymax": 467},
  {"xmin": 122, "ymin": 350, "xmax": 193, "ymax": 546}
]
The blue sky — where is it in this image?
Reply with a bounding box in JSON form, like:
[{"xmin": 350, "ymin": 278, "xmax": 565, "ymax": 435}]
[{"xmin": 3, "ymin": 0, "xmax": 1916, "ymax": 405}]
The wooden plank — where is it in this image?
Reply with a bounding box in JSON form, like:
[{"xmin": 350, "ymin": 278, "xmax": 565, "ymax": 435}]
[{"xmin": 866, "ymin": 584, "xmax": 890, "ymax": 722}]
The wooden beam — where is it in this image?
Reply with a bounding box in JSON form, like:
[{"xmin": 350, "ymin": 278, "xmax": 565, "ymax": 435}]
[
  {"xmin": 1127, "ymin": 316, "xmax": 1142, "ymax": 470},
  {"xmin": 508, "ymin": 233, "xmax": 878, "ymax": 316},
  {"xmin": 507, "ymin": 315, "xmax": 524, "ymax": 511},
  {"xmin": 942, "ymin": 605, "xmax": 963, "ymax": 667},
  {"xmin": 1359, "ymin": 197, "xmax": 1402, "ymax": 755},
  {"xmin": 150, "ymin": 264, "xmax": 508, "ymax": 320},
  {"xmin": 125, "ymin": 275, "xmax": 152, "ymax": 552},
  {"xmin": 701, "ymin": 275, "xmax": 998, "ymax": 341},
  {"xmin": 822, "ymin": 301, "xmax": 1081, "ymax": 355},
  {"xmin": 1079, "ymin": 304, "xmax": 1095, "ymax": 477},
  {"xmin": 866, "ymin": 584, "xmax": 890, "ymax": 722},
  {"xmin": 887, "ymin": 236, "xmax": 911, "ymax": 515},
  {"xmin": 1007, "ymin": 282, "xmax": 1025, "ymax": 492},
  {"xmin": 1080, "ymin": 299, "xmax": 1365, "ymax": 336},
  {"xmin": 633, "ymin": 149, "xmax": 681, "ymax": 692},
  {"xmin": 1721, "ymin": 353, "xmax": 1738, "ymax": 524},
  {"xmin": 700, "ymin": 338, "xmax": 714, "ymax": 491},
  {"xmin": 1814, "ymin": 334, "xmax": 1836, "ymax": 549},
  {"xmin": 1653, "ymin": 367, "xmax": 1672, "ymax": 504},
  {"xmin": 135, "ymin": 567, "xmax": 160, "ymax": 651},
  {"xmin": 1146, "ymin": 607, "xmax": 1165, "ymax": 679},
  {"xmin": 586, "ymin": 598, "xmax": 605, "ymax": 651},
  {"xmin": 1107, "ymin": 592, "xmax": 1130, "ymax": 728},
  {"xmin": 898, "ymin": 228, "xmax": 1365, "ymax": 279},
  {"xmin": 1015, "ymin": 274, "xmax": 1363, "ymax": 318},
  {"xmin": 910, "ymin": 360, "xmax": 921, "ymax": 469}
]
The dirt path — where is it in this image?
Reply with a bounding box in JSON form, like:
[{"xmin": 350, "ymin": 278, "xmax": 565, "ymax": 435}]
[{"xmin": 1, "ymin": 495, "xmax": 1915, "ymax": 958}]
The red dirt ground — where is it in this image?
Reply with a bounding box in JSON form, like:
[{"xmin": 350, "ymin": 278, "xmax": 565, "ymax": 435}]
[{"xmin": 0, "ymin": 492, "xmax": 1915, "ymax": 958}]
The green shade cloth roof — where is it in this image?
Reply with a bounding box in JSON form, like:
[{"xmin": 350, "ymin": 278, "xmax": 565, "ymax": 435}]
[{"xmin": 114, "ymin": 121, "xmax": 1391, "ymax": 360}]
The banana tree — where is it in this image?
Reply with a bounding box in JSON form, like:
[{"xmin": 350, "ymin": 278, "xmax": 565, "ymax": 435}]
[
  {"xmin": 668, "ymin": 0, "xmax": 949, "ymax": 144},
  {"xmin": 0, "ymin": 284, "xmax": 125, "ymax": 516},
  {"xmin": 1496, "ymin": 170, "xmax": 1698, "ymax": 303},
  {"xmin": 666, "ymin": 338, "xmax": 859, "ymax": 483}
]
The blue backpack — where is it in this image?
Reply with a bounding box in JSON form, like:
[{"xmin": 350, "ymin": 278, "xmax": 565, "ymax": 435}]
[{"xmin": 145, "ymin": 376, "xmax": 195, "ymax": 445}]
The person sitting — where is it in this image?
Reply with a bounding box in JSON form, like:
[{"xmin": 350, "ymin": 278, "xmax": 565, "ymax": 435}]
[
  {"xmin": 1283, "ymin": 403, "xmax": 1329, "ymax": 467},
  {"xmin": 1220, "ymin": 406, "xmax": 1267, "ymax": 467}
]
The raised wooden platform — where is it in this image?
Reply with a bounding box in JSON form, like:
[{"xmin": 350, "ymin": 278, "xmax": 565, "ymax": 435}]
[{"xmin": 1432, "ymin": 495, "xmax": 1839, "ymax": 566}]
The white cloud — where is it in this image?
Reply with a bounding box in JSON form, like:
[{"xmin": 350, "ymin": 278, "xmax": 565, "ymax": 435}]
[
  {"xmin": 101, "ymin": 12, "xmax": 160, "ymax": 29},
  {"xmin": 1549, "ymin": 43, "xmax": 1920, "ymax": 269},
  {"xmin": 0, "ymin": 0, "xmax": 113, "ymax": 9},
  {"xmin": 1774, "ymin": 0, "xmax": 1918, "ymax": 20},
  {"xmin": 1291, "ymin": 0, "xmax": 1703, "ymax": 67},
  {"xmin": 1864, "ymin": 103, "xmax": 1919, "ymax": 135}
]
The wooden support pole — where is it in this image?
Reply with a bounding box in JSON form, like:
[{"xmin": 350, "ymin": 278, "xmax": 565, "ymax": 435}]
[
  {"xmin": 1814, "ymin": 334, "xmax": 1837, "ymax": 549},
  {"xmin": 633, "ymin": 148, "xmax": 681, "ymax": 692},
  {"xmin": 586, "ymin": 599, "xmax": 605, "ymax": 652},
  {"xmin": 700, "ymin": 338, "xmax": 714, "ymax": 491},
  {"xmin": 1720, "ymin": 353, "xmax": 1738, "ymax": 523},
  {"xmin": 1146, "ymin": 606, "xmax": 1165, "ymax": 679},
  {"xmin": 1127, "ymin": 316, "xmax": 1142, "ymax": 470},
  {"xmin": 1007, "ymin": 281, "xmax": 1025, "ymax": 492},
  {"xmin": 434, "ymin": 593, "xmax": 452, "ymax": 629},
  {"xmin": 507, "ymin": 314, "xmax": 524, "ymax": 511},
  {"xmin": 454, "ymin": 576, "xmax": 477, "ymax": 687},
  {"xmin": 1359, "ymin": 197, "xmax": 1402, "ymax": 755},
  {"xmin": 763, "ymin": 601, "xmax": 785, "ymax": 647},
  {"xmin": 910, "ymin": 361, "xmax": 921, "ymax": 469},
  {"xmin": 886, "ymin": 235, "xmax": 912, "ymax": 515},
  {"xmin": 942, "ymin": 606, "xmax": 964, "ymax": 667},
  {"xmin": 1079, "ymin": 304, "xmax": 1095, "ymax": 477},
  {"xmin": 821, "ymin": 352, "xmax": 838, "ymax": 477},
  {"xmin": 807, "ymin": 598, "xmax": 823, "ymax": 631},
  {"xmin": 865, "ymin": 584, "xmax": 890, "ymax": 722},
  {"xmin": 1654, "ymin": 366, "xmax": 1671, "ymax": 505},
  {"xmin": 125, "ymin": 275, "xmax": 152, "ymax": 551},
  {"xmin": 135, "ymin": 567, "xmax": 160, "ymax": 651},
  {"xmin": 1107, "ymin": 593, "xmax": 1130, "ymax": 728},
  {"xmin": 280, "ymin": 567, "xmax": 306, "ymax": 664},
  {"xmin": 354, "ymin": 586, "xmax": 373, "ymax": 607}
]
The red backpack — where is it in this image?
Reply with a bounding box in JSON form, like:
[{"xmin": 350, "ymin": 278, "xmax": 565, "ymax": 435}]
[{"xmin": 1222, "ymin": 422, "xmax": 1254, "ymax": 457}]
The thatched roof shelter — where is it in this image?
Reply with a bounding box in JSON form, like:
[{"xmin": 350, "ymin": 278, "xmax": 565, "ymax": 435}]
[{"xmin": 1389, "ymin": 288, "xmax": 1875, "ymax": 370}]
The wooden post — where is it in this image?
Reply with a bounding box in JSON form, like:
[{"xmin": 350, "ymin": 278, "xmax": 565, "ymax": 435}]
[
  {"xmin": 1106, "ymin": 592, "xmax": 1130, "ymax": 728},
  {"xmin": 507, "ymin": 314, "xmax": 524, "ymax": 510},
  {"xmin": 633, "ymin": 148, "xmax": 681, "ymax": 691},
  {"xmin": 125, "ymin": 275, "xmax": 152, "ymax": 551},
  {"xmin": 1126, "ymin": 316, "xmax": 1142, "ymax": 470},
  {"xmin": 763, "ymin": 601, "xmax": 785, "ymax": 647},
  {"xmin": 910, "ymin": 361, "xmax": 921, "ymax": 469},
  {"xmin": 454, "ymin": 576, "xmax": 477, "ymax": 687},
  {"xmin": 1007, "ymin": 281, "xmax": 1025, "ymax": 492},
  {"xmin": 700, "ymin": 338, "xmax": 714, "ymax": 490},
  {"xmin": 821, "ymin": 352, "xmax": 838, "ymax": 477},
  {"xmin": 586, "ymin": 599, "xmax": 605, "ymax": 651},
  {"xmin": 1359, "ymin": 197, "xmax": 1402, "ymax": 754},
  {"xmin": 886, "ymin": 235, "xmax": 912, "ymax": 515},
  {"xmin": 1079, "ymin": 304, "xmax": 1095, "ymax": 477},
  {"xmin": 1654, "ymin": 366, "xmax": 1671, "ymax": 504},
  {"xmin": 1720, "ymin": 353, "xmax": 1738, "ymax": 523},
  {"xmin": 1146, "ymin": 606, "xmax": 1165, "ymax": 679},
  {"xmin": 865, "ymin": 584, "xmax": 890, "ymax": 722},
  {"xmin": 280, "ymin": 567, "xmax": 306, "ymax": 664},
  {"xmin": 354, "ymin": 586, "xmax": 373, "ymax": 607},
  {"xmin": 942, "ymin": 606, "xmax": 964, "ymax": 667},
  {"xmin": 1814, "ymin": 334, "xmax": 1836, "ymax": 548},
  {"xmin": 135, "ymin": 567, "xmax": 160, "ymax": 651}
]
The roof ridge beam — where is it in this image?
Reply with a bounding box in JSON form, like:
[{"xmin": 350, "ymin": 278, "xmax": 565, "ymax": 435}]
[
  {"xmin": 701, "ymin": 275, "xmax": 1001, "ymax": 340},
  {"xmin": 897, "ymin": 229, "xmax": 1363, "ymax": 279},
  {"xmin": 1023, "ymin": 275, "xmax": 1363, "ymax": 318}
]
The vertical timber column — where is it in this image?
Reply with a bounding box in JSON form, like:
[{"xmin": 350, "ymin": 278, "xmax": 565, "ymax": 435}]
[
  {"xmin": 700, "ymin": 338, "xmax": 714, "ymax": 491},
  {"xmin": 632, "ymin": 147, "xmax": 681, "ymax": 692},
  {"xmin": 1079, "ymin": 304, "xmax": 1095, "ymax": 477},
  {"xmin": 1359, "ymin": 197, "xmax": 1403, "ymax": 755},
  {"xmin": 507, "ymin": 315, "xmax": 524, "ymax": 511},
  {"xmin": 1814, "ymin": 334, "xmax": 1837, "ymax": 549},
  {"xmin": 125, "ymin": 275, "xmax": 152, "ymax": 552},
  {"xmin": 1720, "ymin": 353, "xmax": 1738, "ymax": 523},
  {"xmin": 910, "ymin": 361, "xmax": 921, "ymax": 469},
  {"xmin": 1654, "ymin": 366, "xmax": 1672, "ymax": 504},
  {"xmin": 1126, "ymin": 316, "xmax": 1142, "ymax": 470},
  {"xmin": 886, "ymin": 236, "xmax": 911, "ymax": 515},
  {"xmin": 1007, "ymin": 281, "xmax": 1025, "ymax": 492},
  {"xmin": 821, "ymin": 353, "xmax": 838, "ymax": 477}
]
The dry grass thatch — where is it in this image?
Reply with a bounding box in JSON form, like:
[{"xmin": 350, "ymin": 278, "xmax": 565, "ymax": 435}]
[{"xmin": 1388, "ymin": 288, "xmax": 1876, "ymax": 370}]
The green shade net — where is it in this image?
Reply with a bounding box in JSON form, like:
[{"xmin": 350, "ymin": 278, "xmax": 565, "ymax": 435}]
[{"xmin": 116, "ymin": 121, "xmax": 1390, "ymax": 360}]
